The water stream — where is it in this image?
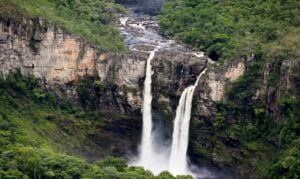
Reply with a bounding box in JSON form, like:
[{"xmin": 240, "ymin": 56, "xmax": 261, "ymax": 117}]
[
  {"xmin": 169, "ymin": 69, "xmax": 207, "ymax": 176},
  {"xmin": 117, "ymin": 9, "xmax": 211, "ymax": 178},
  {"xmin": 138, "ymin": 49, "xmax": 157, "ymax": 172}
]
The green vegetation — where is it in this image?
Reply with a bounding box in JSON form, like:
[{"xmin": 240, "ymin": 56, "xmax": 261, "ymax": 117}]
[
  {"xmin": 0, "ymin": 71, "xmax": 193, "ymax": 178},
  {"xmin": 160, "ymin": 1, "xmax": 299, "ymax": 177},
  {"xmin": 210, "ymin": 57, "xmax": 300, "ymax": 177},
  {"xmin": 1, "ymin": 0, "xmax": 125, "ymax": 51},
  {"xmin": 160, "ymin": 0, "xmax": 299, "ymax": 61},
  {"xmin": 0, "ymin": 145, "xmax": 166, "ymax": 179},
  {"xmin": 75, "ymin": 76, "xmax": 114, "ymax": 110}
]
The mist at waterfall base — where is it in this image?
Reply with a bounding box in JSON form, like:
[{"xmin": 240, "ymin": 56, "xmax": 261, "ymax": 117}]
[
  {"xmin": 168, "ymin": 69, "xmax": 207, "ymax": 177},
  {"xmin": 130, "ymin": 49, "xmax": 171, "ymax": 175},
  {"xmin": 129, "ymin": 49, "xmax": 213, "ymax": 178},
  {"xmin": 118, "ymin": 10, "xmax": 218, "ymax": 178}
]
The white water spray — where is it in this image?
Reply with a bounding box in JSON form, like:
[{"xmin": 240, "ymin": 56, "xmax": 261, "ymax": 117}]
[
  {"xmin": 134, "ymin": 47, "xmax": 170, "ymax": 175},
  {"xmin": 140, "ymin": 49, "xmax": 156, "ymax": 163},
  {"xmin": 119, "ymin": 13, "xmax": 213, "ymax": 177},
  {"xmin": 169, "ymin": 69, "xmax": 207, "ymax": 176}
]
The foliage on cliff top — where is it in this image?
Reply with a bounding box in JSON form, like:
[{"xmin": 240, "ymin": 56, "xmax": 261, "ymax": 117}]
[
  {"xmin": 0, "ymin": 0, "xmax": 125, "ymax": 52},
  {"xmin": 159, "ymin": 0, "xmax": 300, "ymax": 61}
]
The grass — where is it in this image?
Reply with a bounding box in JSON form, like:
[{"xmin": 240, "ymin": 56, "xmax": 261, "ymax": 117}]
[{"xmin": 0, "ymin": 0, "xmax": 125, "ymax": 52}]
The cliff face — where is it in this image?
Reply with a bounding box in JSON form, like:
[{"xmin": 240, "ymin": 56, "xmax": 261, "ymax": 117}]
[
  {"xmin": 0, "ymin": 16, "xmax": 217, "ymax": 111},
  {"xmin": 0, "ymin": 15, "xmax": 247, "ymax": 165},
  {"xmin": 0, "ymin": 18, "xmax": 93, "ymax": 83},
  {"xmin": 2, "ymin": 15, "xmax": 297, "ymax": 177},
  {"xmin": 263, "ymin": 60, "xmax": 299, "ymax": 122}
]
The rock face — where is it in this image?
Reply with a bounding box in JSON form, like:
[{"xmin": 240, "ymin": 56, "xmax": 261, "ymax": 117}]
[
  {"xmin": 207, "ymin": 61, "xmax": 246, "ymax": 102},
  {"xmin": 0, "ymin": 16, "xmax": 207, "ymax": 107},
  {"xmin": 0, "ymin": 18, "xmax": 94, "ymax": 83},
  {"xmin": 263, "ymin": 59, "xmax": 299, "ymax": 122},
  {"xmin": 0, "ymin": 15, "xmax": 212, "ymax": 159},
  {"xmin": 5, "ymin": 13, "xmax": 298, "ymax": 178}
]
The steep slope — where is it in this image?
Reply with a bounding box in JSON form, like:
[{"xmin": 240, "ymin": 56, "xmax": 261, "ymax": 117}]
[
  {"xmin": 0, "ymin": 0, "xmax": 299, "ymax": 178},
  {"xmin": 0, "ymin": 0, "xmax": 208, "ymax": 178},
  {"xmin": 160, "ymin": 0, "xmax": 300, "ymax": 178},
  {"xmin": 0, "ymin": 0, "xmax": 124, "ymax": 51}
]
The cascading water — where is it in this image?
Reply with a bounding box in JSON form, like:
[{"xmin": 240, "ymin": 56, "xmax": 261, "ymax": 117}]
[
  {"xmin": 169, "ymin": 69, "xmax": 207, "ymax": 176},
  {"xmin": 135, "ymin": 47, "xmax": 170, "ymax": 175},
  {"xmin": 119, "ymin": 15, "xmax": 172, "ymax": 174},
  {"xmin": 118, "ymin": 11, "xmax": 212, "ymax": 177},
  {"xmin": 139, "ymin": 49, "xmax": 156, "ymax": 166}
]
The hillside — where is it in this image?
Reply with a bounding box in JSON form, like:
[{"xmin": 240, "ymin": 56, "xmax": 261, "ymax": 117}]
[
  {"xmin": 159, "ymin": 0, "xmax": 299, "ymax": 61},
  {"xmin": 160, "ymin": 0, "xmax": 300, "ymax": 178},
  {"xmin": 0, "ymin": 0, "xmax": 299, "ymax": 178},
  {"xmin": 0, "ymin": 71, "xmax": 193, "ymax": 178},
  {"xmin": 0, "ymin": 0, "xmax": 125, "ymax": 51}
]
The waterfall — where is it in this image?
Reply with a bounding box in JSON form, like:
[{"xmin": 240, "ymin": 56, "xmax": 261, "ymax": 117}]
[
  {"xmin": 119, "ymin": 11, "xmax": 211, "ymax": 177},
  {"xmin": 138, "ymin": 49, "xmax": 156, "ymax": 169},
  {"xmin": 169, "ymin": 68, "xmax": 207, "ymax": 176}
]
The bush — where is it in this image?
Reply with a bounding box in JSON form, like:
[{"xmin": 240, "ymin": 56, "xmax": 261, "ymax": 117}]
[
  {"xmin": 270, "ymin": 139, "xmax": 300, "ymax": 178},
  {"xmin": 95, "ymin": 156, "xmax": 127, "ymax": 172}
]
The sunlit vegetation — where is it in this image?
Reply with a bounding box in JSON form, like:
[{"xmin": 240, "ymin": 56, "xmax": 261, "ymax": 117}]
[
  {"xmin": 0, "ymin": 0, "xmax": 125, "ymax": 51},
  {"xmin": 160, "ymin": 0, "xmax": 299, "ymax": 61}
]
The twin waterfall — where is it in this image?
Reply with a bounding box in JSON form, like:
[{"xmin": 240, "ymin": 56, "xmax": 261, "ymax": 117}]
[
  {"xmin": 118, "ymin": 14, "xmax": 207, "ymax": 177},
  {"xmin": 138, "ymin": 50, "xmax": 207, "ymax": 176}
]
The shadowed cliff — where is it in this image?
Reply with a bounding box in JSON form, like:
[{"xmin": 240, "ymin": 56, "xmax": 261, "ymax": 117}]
[{"xmin": 115, "ymin": 0, "xmax": 165, "ymax": 15}]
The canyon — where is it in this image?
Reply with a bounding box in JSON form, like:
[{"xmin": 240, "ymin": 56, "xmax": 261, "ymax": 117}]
[{"xmin": 0, "ymin": 1, "xmax": 298, "ymax": 178}]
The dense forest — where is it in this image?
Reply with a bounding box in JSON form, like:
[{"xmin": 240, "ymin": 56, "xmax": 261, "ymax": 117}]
[
  {"xmin": 160, "ymin": 0, "xmax": 299, "ymax": 61},
  {"xmin": 160, "ymin": 0, "xmax": 299, "ymax": 178},
  {"xmin": 0, "ymin": 72, "xmax": 193, "ymax": 178},
  {"xmin": 0, "ymin": 0, "xmax": 299, "ymax": 178}
]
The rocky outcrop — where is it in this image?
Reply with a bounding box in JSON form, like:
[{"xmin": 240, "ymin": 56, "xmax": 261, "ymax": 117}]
[
  {"xmin": 263, "ymin": 59, "xmax": 299, "ymax": 122},
  {"xmin": 206, "ymin": 61, "xmax": 246, "ymax": 102},
  {"xmin": 0, "ymin": 14, "xmax": 215, "ymax": 108},
  {"xmin": 0, "ymin": 17, "xmax": 96, "ymax": 83},
  {"xmin": 0, "ymin": 16, "xmax": 147, "ymax": 160}
]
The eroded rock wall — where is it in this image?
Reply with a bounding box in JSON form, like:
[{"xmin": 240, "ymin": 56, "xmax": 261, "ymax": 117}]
[{"xmin": 0, "ymin": 16, "xmax": 248, "ymax": 174}]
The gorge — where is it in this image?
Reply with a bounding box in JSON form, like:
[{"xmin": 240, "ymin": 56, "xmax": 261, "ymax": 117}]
[
  {"xmin": 117, "ymin": 9, "xmax": 212, "ymax": 176},
  {"xmin": 0, "ymin": 0, "xmax": 299, "ymax": 178}
]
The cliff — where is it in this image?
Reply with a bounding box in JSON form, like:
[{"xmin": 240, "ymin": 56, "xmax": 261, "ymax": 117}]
[
  {"xmin": 0, "ymin": 12, "xmax": 246, "ymax": 167},
  {"xmin": 1, "ymin": 9, "xmax": 299, "ymax": 178}
]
